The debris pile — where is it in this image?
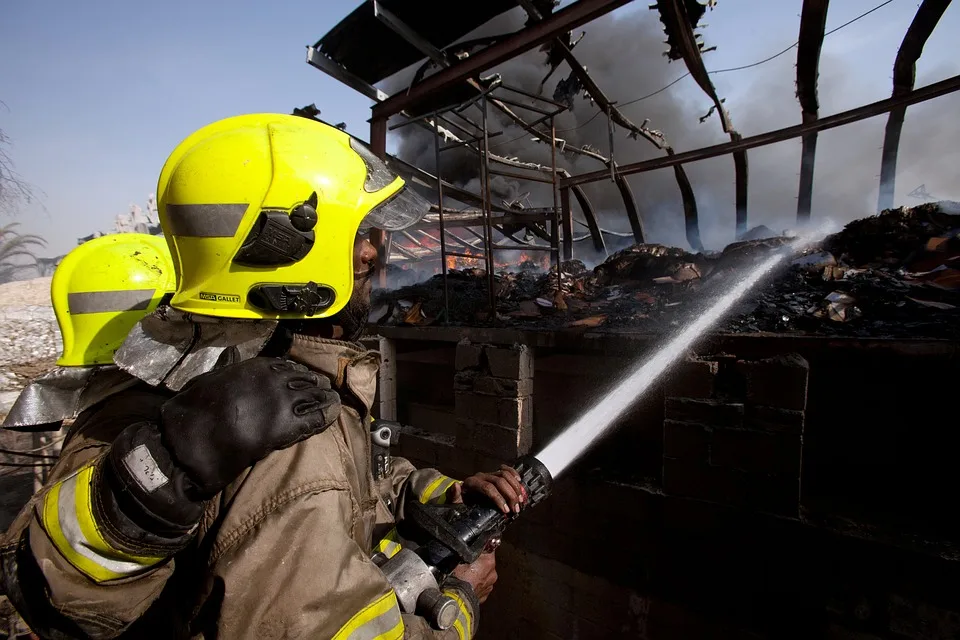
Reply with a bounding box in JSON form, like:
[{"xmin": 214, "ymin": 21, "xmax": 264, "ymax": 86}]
[{"xmin": 371, "ymin": 203, "xmax": 960, "ymax": 339}]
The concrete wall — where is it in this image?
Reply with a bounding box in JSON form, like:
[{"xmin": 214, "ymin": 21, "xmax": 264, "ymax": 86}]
[{"xmin": 380, "ymin": 329, "xmax": 960, "ymax": 639}]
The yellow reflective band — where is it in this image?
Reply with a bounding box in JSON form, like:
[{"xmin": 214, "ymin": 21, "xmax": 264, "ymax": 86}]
[
  {"xmin": 40, "ymin": 465, "xmax": 165, "ymax": 583},
  {"xmin": 332, "ymin": 591, "xmax": 404, "ymax": 640},
  {"xmin": 443, "ymin": 590, "xmax": 474, "ymax": 640},
  {"xmin": 375, "ymin": 528, "xmax": 402, "ymax": 560},
  {"xmin": 419, "ymin": 475, "xmax": 458, "ymax": 504}
]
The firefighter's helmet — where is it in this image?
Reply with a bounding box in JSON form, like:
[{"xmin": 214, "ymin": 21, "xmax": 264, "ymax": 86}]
[
  {"xmin": 51, "ymin": 233, "xmax": 176, "ymax": 366},
  {"xmin": 156, "ymin": 113, "xmax": 429, "ymax": 320}
]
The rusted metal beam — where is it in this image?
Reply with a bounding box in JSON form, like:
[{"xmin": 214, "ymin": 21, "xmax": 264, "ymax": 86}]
[
  {"xmin": 877, "ymin": 0, "xmax": 952, "ymax": 212},
  {"xmin": 796, "ymin": 0, "xmax": 830, "ymax": 227},
  {"xmin": 653, "ymin": 0, "xmax": 744, "ymax": 241},
  {"xmin": 516, "ymin": 0, "xmax": 669, "ymax": 246},
  {"xmin": 562, "ymin": 73, "xmax": 960, "ymax": 187},
  {"xmin": 613, "ymin": 173, "xmax": 645, "ymax": 244},
  {"xmin": 371, "ymin": 0, "xmax": 635, "ymax": 120},
  {"xmin": 570, "ymin": 186, "xmax": 606, "ymax": 254},
  {"xmin": 669, "ymin": 151, "xmax": 702, "ymax": 251}
]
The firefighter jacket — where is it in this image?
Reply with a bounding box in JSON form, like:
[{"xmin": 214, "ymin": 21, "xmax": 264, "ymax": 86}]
[{"xmin": 0, "ymin": 336, "xmax": 479, "ymax": 640}]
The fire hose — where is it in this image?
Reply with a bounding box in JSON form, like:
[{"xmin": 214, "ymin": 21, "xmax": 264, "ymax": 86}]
[{"xmin": 373, "ymin": 451, "xmax": 553, "ymax": 630}]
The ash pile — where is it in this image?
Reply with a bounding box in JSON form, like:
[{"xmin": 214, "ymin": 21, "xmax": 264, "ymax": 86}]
[{"xmin": 371, "ymin": 202, "xmax": 960, "ymax": 339}]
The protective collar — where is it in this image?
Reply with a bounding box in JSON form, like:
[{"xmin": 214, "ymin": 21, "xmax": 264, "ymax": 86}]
[
  {"xmin": 2, "ymin": 365, "xmax": 139, "ymax": 431},
  {"xmin": 113, "ymin": 306, "xmax": 278, "ymax": 391}
]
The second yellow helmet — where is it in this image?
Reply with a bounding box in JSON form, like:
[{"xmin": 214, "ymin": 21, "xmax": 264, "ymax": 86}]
[
  {"xmin": 156, "ymin": 113, "xmax": 430, "ymax": 321},
  {"xmin": 52, "ymin": 233, "xmax": 176, "ymax": 366}
]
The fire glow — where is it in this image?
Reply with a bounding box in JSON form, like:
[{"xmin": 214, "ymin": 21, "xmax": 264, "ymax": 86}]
[{"xmin": 396, "ymin": 233, "xmax": 552, "ymax": 274}]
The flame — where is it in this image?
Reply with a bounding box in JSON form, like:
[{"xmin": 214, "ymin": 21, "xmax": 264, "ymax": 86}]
[{"xmin": 393, "ymin": 235, "xmax": 551, "ymax": 274}]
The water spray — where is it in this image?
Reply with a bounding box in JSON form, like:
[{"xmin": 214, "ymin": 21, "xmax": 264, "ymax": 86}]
[
  {"xmin": 536, "ymin": 225, "xmax": 832, "ymax": 478},
  {"xmin": 379, "ymin": 227, "xmax": 832, "ymax": 629}
]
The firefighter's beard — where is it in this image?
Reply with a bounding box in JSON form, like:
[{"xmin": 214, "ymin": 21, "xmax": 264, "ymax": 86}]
[{"xmin": 332, "ymin": 266, "xmax": 374, "ymax": 342}]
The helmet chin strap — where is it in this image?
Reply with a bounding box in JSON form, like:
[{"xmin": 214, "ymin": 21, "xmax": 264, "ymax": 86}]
[{"xmin": 284, "ymin": 265, "xmax": 376, "ymax": 342}]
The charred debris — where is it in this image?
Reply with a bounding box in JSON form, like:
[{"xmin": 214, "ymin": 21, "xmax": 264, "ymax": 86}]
[{"xmin": 371, "ymin": 202, "xmax": 960, "ymax": 339}]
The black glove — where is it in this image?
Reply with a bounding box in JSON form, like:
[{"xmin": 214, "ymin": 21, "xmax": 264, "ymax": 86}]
[{"xmin": 100, "ymin": 358, "xmax": 341, "ymax": 545}]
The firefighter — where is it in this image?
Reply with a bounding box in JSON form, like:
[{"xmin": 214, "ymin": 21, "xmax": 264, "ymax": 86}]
[
  {"xmin": 0, "ymin": 114, "xmax": 524, "ymax": 639},
  {"xmin": 3, "ymin": 233, "xmax": 176, "ymax": 432}
]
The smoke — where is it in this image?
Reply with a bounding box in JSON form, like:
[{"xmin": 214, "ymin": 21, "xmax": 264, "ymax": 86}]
[{"xmin": 384, "ymin": 6, "xmax": 960, "ymax": 257}]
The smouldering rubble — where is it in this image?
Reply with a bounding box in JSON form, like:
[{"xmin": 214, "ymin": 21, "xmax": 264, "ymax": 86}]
[{"xmin": 371, "ymin": 202, "xmax": 960, "ymax": 339}]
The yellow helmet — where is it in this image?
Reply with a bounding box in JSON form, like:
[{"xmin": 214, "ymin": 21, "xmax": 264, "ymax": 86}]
[
  {"xmin": 52, "ymin": 233, "xmax": 176, "ymax": 366},
  {"xmin": 156, "ymin": 113, "xmax": 429, "ymax": 320}
]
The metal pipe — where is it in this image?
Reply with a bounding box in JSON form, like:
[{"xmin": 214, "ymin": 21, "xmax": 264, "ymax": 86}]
[
  {"xmin": 487, "ymin": 95, "xmax": 555, "ymax": 116},
  {"xmin": 551, "ymin": 115, "xmax": 562, "ymax": 293},
  {"xmin": 370, "ymin": 117, "xmax": 389, "ymax": 288},
  {"xmin": 560, "ymin": 187, "xmax": 573, "ymax": 260},
  {"xmin": 480, "ymin": 95, "xmax": 497, "ymax": 318},
  {"xmin": 562, "ymin": 73, "xmax": 960, "ymax": 188},
  {"xmin": 433, "ymin": 129, "xmax": 450, "ymax": 324},
  {"xmin": 606, "ymin": 105, "xmax": 616, "ymax": 183},
  {"xmin": 487, "ymin": 168, "xmax": 557, "ymax": 184}
]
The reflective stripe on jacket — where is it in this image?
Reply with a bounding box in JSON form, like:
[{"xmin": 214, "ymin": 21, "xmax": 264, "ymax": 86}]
[{"xmin": 1, "ymin": 337, "xmax": 478, "ymax": 640}]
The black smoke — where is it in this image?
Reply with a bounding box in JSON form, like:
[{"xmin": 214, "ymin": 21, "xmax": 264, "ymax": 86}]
[{"xmin": 382, "ymin": 6, "xmax": 960, "ymax": 255}]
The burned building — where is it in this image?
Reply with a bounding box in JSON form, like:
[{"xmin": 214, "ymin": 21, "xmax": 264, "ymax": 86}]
[{"xmin": 306, "ymin": 1, "xmax": 960, "ymax": 638}]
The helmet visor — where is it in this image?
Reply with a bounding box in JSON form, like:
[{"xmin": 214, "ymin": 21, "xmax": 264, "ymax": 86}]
[
  {"xmin": 349, "ymin": 137, "xmax": 430, "ymax": 232},
  {"xmin": 361, "ymin": 186, "xmax": 432, "ymax": 232}
]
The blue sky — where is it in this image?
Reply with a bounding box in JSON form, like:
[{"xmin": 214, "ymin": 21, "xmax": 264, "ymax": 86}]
[{"xmin": 1, "ymin": 0, "xmax": 958, "ymax": 256}]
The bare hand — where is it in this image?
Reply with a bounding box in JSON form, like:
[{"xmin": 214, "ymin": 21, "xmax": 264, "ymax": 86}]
[
  {"xmin": 455, "ymin": 465, "xmax": 527, "ymax": 514},
  {"xmin": 450, "ymin": 551, "xmax": 498, "ymax": 604}
]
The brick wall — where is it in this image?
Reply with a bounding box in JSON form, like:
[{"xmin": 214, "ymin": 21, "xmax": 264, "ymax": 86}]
[
  {"xmin": 662, "ymin": 354, "xmax": 807, "ymax": 518},
  {"xmin": 453, "ymin": 339, "xmax": 534, "ymax": 461},
  {"xmin": 384, "ymin": 335, "xmax": 960, "ymax": 639}
]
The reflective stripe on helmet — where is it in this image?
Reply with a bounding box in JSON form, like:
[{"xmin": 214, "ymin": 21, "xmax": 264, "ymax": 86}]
[
  {"xmin": 332, "ymin": 591, "xmax": 404, "ymax": 640},
  {"xmin": 443, "ymin": 590, "xmax": 475, "ymax": 640},
  {"xmin": 40, "ymin": 464, "xmax": 165, "ymax": 583},
  {"xmin": 164, "ymin": 203, "xmax": 248, "ymax": 238},
  {"xmin": 67, "ymin": 289, "xmax": 157, "ymax": 314},
  {"xmin": 419, "ymin": 474, "xmax": 458, "ymax": 505},
  {"xmin": 374, "ymin": 528, "xmax": 402, "ymax": 560}
]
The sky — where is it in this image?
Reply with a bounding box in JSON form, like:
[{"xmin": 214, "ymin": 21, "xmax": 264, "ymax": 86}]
[{"xmin": 1, "ymin": 0, "xmax": 959, "ymax": 257}]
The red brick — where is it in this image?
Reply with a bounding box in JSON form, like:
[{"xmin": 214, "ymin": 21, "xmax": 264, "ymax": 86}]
[
  {"xmin": 664, "ymin": 357, "xmax": 719, "ymax": 399},
  {"xmin": 664, "ymin": 398, "xmax": 744, "ymax": 428},
  {"xmin": 710, "ymin": 429, "xmax": 801, "ymax": 475},
  {"xmin": 485, "ymin": 344, "xmax": 533, "ymax": 379},
  {"xmin": 737, "ymin": 354, "xmax": 809, "ymax": 411},
  {"xmin": 456, "ymin": 419, "xmax": 532, "ymax": 459},
  {"xmin": 744, "ymin": 405, "xmax": 805, "ymax": 435},
  {"xmin": 663, "ymin": 420, "xmax": 712, "ymax": 461},
  {"xmin": 455, "ymin": 339, "xmax": 483, "ymax": 371}
]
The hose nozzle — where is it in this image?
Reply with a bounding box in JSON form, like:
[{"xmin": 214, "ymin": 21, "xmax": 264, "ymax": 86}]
[{"xmin": 513, "ymin": 455, "xmax": 552, "ymax": 509}]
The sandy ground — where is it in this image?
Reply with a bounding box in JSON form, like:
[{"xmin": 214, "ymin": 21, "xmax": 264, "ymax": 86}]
[
  {"xmin": 0, "ymin": 277, "xmax": 60, "ymax": 417},
  {"xmin": 0, "ymin": 276, "xmax": 53, "ymax": 307}
]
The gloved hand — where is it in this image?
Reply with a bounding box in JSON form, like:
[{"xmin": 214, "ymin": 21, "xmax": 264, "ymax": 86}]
[
  {"xmin": 102, "ymin": 358, "xmax": 341, "ymax": 543},
  {"xmin": 159, "ymin": 357, "xmax": 341, "ymax": 497}
]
